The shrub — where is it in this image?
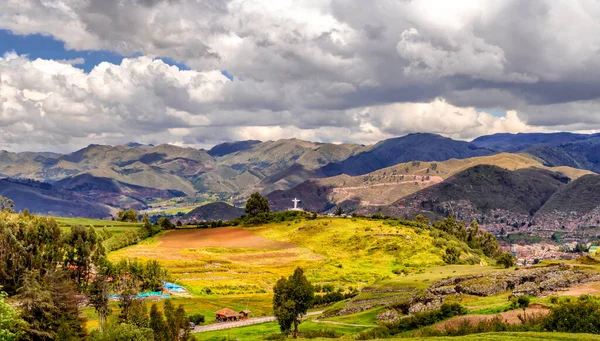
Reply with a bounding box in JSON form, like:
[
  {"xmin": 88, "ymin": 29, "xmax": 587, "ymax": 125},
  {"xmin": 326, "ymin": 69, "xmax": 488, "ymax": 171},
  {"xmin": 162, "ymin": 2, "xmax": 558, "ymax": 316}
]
[
  {"xmin": 356, "ymin": 303, "xmax": 468, "ymax": 339},
  {"xmin": 298, "ymin": 329, "xmax": 341, "ymax": 338},
  {"xmin": 188, "ymin": 313, "xmax": 205, "ymax": 325},
  {"xmin": 496, "ymin": 252, "xmax": 516, "ymax": 268}
]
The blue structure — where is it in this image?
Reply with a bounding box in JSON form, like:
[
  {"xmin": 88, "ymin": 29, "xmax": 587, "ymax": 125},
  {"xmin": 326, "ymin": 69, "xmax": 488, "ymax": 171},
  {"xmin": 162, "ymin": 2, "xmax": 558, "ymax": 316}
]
[{"xmin": 163, "ymin": 282, "xmax": 186, "ymax": 293}]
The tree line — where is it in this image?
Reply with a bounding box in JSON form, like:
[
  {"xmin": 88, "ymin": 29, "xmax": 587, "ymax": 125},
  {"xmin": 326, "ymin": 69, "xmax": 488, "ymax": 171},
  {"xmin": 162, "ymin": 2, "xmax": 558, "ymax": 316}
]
[{"xmin": 0, "ymin": 197, "xmax": 194, "ymax": 340}]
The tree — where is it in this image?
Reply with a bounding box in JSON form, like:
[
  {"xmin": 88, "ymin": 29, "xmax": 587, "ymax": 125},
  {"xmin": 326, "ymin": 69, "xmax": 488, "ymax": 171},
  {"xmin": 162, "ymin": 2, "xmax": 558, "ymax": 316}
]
[
  {"xmin": 245, "ymin": 192, "xmax": 270, "ymax": 217},
  {"xmin": 0, "ymin": 289, "xmax": 25, "ymax": 341},
  {"xmin": 63, "ymin": 225, "xmax": 105, "ymax": 291},
  {"xmin": 0, "ymin": 213, "xmax": 64, "ymax": 295},
  {"xmin": 188, "ymin": 313, "xmax": 205, "ymax": 325},
  {"xmin": 158, "ymin": 217, "xmax": 175, "ymax": 230},
  {"xmin": 127, "ymin": 300, "xmax": 149, "ymax": 329},
  {"xmin": 335, "ymin": 206, "xmax": 344, "ymax": 216},
  {"xmin": 142, "ymin": 215, "xmax": 157, "ymax": 236},
  {"xmin": 18, "ymin": 271, "xmax": 87, "ymax": 340},
  {"xmin": 89, "ymin": 271, "xmax": 111, "ymax": 332},
  {"xmin": 496, "ymin": 252, "xmax": 516, "ymax": 268},
  {"xmin": 0, "ymin": 195, "xmax": 15, "ymax": 213},
  {"xmin": 443, "ymin": 246, "xmax": 461, "ymax": 264},
  {"xmin": 149, "ymin": 304, "xmax": 168, "ymax": 341},
  {"xmin": 273, "ymin": 267, "xmax": 314, "ymax": 338},
  {"xmin": 118, "ymin": 209, "xmax": 139, "ymax": 222}
]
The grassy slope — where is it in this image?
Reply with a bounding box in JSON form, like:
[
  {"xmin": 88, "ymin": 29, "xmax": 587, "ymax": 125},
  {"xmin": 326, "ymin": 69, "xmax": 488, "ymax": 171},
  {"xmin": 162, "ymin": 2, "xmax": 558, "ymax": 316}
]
[
  {"xmin": 109, "ymin": 218, "xmax": 457, "ymax": 296},
  {"xmin": 247, "ymin": 218, "xmax": 446, "ymax": 287}
]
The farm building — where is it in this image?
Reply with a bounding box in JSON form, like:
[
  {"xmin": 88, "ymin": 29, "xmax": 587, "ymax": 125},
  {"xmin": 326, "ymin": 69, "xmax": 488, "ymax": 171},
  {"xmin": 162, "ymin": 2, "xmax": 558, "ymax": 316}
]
[
  {"xmin": 215, "ymin": 308, "xmax": 241, "ymax": 322},
  {"xmin": 215, "ymin": 308, "xmax": 251, "ymax": 322}
]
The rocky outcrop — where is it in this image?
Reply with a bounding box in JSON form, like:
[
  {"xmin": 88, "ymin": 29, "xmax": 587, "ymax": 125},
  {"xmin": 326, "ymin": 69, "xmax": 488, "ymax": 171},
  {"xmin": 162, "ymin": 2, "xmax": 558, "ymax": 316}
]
[{"xmin": 377, "ymin": 309, "xmax": 400, "ymax": 324}]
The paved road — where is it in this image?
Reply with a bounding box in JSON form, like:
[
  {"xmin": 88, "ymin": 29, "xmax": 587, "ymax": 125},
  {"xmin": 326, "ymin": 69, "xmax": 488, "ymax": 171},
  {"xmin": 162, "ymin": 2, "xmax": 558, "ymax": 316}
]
[{"xmin": 193, "ymin": 311, "xmax": 323, "ymax": 333}]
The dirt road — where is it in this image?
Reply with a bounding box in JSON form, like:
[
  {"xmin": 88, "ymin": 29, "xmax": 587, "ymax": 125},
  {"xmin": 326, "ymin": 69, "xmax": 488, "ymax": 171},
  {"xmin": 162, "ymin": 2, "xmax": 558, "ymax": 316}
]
[{"xmin": 193, "ymin": 311, "xmax": 323, "ymax": 333}]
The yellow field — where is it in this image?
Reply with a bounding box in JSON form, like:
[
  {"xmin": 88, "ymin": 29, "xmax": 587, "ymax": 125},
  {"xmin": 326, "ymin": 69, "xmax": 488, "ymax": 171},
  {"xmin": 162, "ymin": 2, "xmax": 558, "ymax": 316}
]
[{"xmin": 109, "ymin": 218, "xmax": 453, "ymax": 296}]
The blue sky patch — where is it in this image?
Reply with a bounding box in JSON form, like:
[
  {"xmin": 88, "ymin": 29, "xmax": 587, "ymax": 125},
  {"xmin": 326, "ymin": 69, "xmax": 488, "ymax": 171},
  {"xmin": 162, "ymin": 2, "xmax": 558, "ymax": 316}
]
[{"xmin": 0, "ymin": 29, "xmax": 189, "ymax": 72}]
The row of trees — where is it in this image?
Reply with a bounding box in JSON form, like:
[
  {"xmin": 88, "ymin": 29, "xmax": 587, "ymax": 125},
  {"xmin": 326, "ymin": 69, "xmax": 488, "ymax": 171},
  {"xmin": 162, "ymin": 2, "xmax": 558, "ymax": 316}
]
[{"xmin": 0, "ymin": 197, "xmax": 193, "ymax": 340}]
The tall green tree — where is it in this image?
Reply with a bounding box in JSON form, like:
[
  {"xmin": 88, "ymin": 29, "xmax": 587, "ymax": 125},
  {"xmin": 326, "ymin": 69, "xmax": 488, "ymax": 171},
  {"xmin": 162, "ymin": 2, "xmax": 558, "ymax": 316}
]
[
  {"xmin": 89, "ymin": 267, "xmax": 111, "ymax": 332},
  {"xmin": 127, "ymin": 300, "xmax": 149, "ymax": 329},
  {"xmin": 149, "ymin": 304, "xmax": 168, "ymax": 341},
  {"xmin": 273, "ymin": 267, "xmax": 314, "ymax": 338},
  {"xmin": 18, "ymin": 271, "xmax": 87, "ymax": 340},
  {"xmin": 0, "ymin": 212, "xmax": 63, "ymax": 295},
  {"xmin": 245, "ymin": 192, "xmax": 270, "ymax": 217},
  {"xmin": 63, "ymin": 225, "xmax": 105, "ymax": 291}
]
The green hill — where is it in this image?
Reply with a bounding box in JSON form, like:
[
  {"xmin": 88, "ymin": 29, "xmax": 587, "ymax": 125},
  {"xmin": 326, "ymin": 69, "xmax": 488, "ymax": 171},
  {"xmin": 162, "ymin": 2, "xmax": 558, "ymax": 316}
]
[
  {"xmin": 370, "ymin": 165, "xmax": 568, "ymax": 223},
  {"xmin": 183, "ymin": 202, "xmax": 244, "ymax": 221}
]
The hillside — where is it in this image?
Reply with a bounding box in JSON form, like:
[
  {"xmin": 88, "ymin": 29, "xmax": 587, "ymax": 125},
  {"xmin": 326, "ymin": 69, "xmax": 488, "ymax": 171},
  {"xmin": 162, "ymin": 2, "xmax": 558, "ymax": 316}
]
[
  {"xmin": 533, "ymin": 174, "xmax": 600, "ymax": 230},
  {"xmin": 267, "ymin": 153, "xmax": 592, "ymax": 213},
  {"xmin": 55, "ymin": 173, "xmax": 185, "ymax": 209},
  {"xmin": 183, "ymin": 202, "xmax": 244, "ymax": 222},
  {"xmin": 0, "ymin": 178, "xmax": 111, "ymax": 218},
  {"xmin": 216, "ymin": 138, "xmax": 367, "ymax": 199},
  {"xmin": 471, "ymin": 132, "xmax": 594, "ymax": 152},
  {"xmin": 320, "ymin": 133, "xmax": 492, "ymax": 176},
  {"xmin": 364, "ymin": 165, "xmax": 568, "ymax": 227},
  {"xmin": 472, "ymin": 133, "xmax": 600, "ymax": 173}
]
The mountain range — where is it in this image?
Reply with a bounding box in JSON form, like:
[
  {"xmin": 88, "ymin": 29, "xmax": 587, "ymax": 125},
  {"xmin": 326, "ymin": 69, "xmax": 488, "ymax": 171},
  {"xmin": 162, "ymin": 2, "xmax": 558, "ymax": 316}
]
[{"xmin": 2, "ymin": 132, "xmax": 600, "ymax": 237}]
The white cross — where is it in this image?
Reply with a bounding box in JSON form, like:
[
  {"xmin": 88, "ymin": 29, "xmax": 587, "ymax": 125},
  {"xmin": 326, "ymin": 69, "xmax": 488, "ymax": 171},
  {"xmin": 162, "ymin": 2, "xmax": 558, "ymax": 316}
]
[{"xmin": 292, "ymin": 198, "xmax": 300, "ymax": 209}]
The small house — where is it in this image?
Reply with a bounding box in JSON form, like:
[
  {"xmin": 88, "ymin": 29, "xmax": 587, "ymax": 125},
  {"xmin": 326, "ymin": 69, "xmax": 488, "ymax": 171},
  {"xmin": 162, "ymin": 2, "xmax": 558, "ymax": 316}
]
[{"xmin": 215, "ymin": 308, "xmax": 240, "ymax": 322}]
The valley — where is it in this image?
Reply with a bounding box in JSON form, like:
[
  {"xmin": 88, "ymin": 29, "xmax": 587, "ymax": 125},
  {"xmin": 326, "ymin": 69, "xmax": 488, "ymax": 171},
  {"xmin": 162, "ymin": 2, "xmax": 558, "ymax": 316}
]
[{"xmin": 5, "ymin": 133, "xmax": 600, "ymax": 340}]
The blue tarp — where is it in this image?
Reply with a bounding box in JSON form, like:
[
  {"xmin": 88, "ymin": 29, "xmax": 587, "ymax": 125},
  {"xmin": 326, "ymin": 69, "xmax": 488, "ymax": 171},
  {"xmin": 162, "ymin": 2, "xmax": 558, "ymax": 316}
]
[
  {"xmin": 163, "ymin": 282, "xmax": 186, "ymax": 293},
  {"xmin": 108, "ymin": 292, "xmax": 171, "ymax": 299}
]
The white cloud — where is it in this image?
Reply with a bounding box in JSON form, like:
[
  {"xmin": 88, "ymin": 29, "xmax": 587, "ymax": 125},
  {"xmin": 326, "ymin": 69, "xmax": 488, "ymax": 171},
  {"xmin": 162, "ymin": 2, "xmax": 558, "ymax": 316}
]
[{"xmin": 2, "ymin": 1, "xmax": 600, "ymax": 151}]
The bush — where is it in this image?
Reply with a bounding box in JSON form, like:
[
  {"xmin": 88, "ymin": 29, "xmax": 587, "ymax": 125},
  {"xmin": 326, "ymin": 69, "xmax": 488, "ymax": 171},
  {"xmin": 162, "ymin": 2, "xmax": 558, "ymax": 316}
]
[
  {"xmin": 188, "ymin": 313, "xmax": 205, "ymax": 325},
  {"xmin": 298, "ymin": 329, "xmax": 341, "ymax": 338},
  {"xmin": 496, "ymin": 252, "xmax": 516, "ymax": 268},
  {"xmin": 356, "ymin": 303, "xmax": 468, "ymax": 339},
  {"xmin": 544, "ymin": 295, "xmax": 600, "ymax": 333}
]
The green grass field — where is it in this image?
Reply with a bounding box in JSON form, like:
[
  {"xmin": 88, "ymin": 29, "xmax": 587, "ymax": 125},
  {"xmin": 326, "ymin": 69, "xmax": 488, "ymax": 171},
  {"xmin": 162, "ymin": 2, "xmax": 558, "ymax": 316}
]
[
  {"xmin": 55, "ymin": 216, "xmax": 143, "ymax": 231},
  {"xmin": 193, "ymin": 320, "xmax": 370, "ymax": 341}
]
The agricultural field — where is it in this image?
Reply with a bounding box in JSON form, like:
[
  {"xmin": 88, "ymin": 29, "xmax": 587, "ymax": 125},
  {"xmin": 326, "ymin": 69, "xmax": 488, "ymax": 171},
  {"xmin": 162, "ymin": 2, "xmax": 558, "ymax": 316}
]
[
  {"xmin": 55, "ymin": 216, "xmax": 143, "ymax": 232},
  {"xmin": 56, "ymin": 216, "xmax": 147, "ymax": 251},
  {"xmin": 109, "ymin": 218, "xmax": 456, "ymax": 296}
]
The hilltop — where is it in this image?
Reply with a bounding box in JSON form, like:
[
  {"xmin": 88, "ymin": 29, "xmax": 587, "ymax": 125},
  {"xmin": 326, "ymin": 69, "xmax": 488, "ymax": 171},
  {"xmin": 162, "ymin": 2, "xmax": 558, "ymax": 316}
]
[
  {"xmin": 183, "ymin": 202, "xmax": 244, "ymax": 222},
  {"xmin": 472, "ymin": 132, "xmax": 600, "ymax": 172},
  {"xmin": 320, "ymin": 133, "xmax": 492, "ymax": 176},
  {"xmin": 267, "ymin": 153, "xmax": 591, "ymax": 213},
  {"xmin": 372, "ymin": 165, "xmax": 568, "ymax": 222}
]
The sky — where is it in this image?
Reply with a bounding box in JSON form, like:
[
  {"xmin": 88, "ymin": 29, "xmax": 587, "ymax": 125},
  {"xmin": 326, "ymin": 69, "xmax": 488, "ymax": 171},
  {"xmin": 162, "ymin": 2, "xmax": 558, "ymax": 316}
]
[{"xmin": 1, "ymin": 0, "xmax": 600, "ymax": 153}]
